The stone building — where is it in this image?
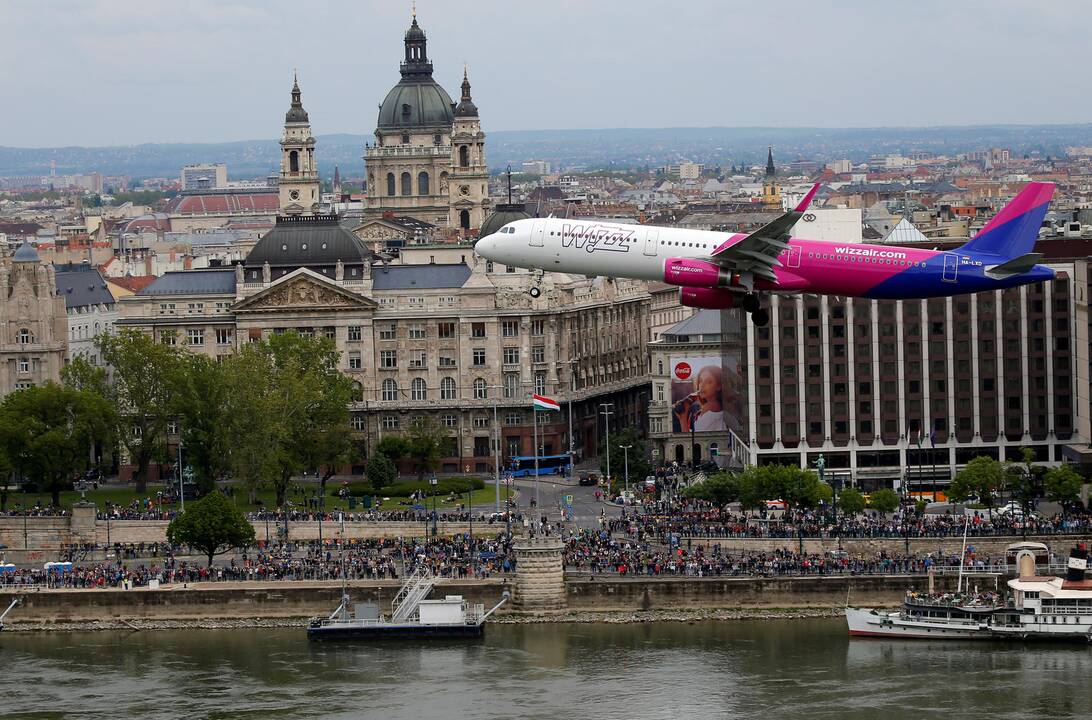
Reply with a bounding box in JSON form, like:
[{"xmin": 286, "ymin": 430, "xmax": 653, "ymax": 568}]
[
  {"xmin": 0, "ymin": 244, "xmax": 67, "ymax": 394},
  {"xmin": 278, "ymin": 75, "xmax": 320, "ymax": 216},
  {"xmin": 363, "ymin": 13, "xmax": 490, "ymax": 234},
  {"xmin": 53, "ymin": 262, "xmax": 117, "ymax": 365}
]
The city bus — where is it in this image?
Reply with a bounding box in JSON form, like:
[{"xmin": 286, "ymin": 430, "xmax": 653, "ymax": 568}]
[{"xmin": 507, "ymin": 455, "xmax": 571, "ymax": 477}]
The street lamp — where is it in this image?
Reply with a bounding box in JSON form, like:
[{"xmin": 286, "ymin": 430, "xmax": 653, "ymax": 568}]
[
  {"xmin": 429, "ymin": 475, "xmax": 438, "ymax": 537},
  {"xmin": 600, "ymin": 403, "xmax": 614, "ymax": 491},
  {"xmin": 176, "ymin": 424, "xmax": 185, "ymax": 513},
  {"xmin": 487, "ymin": 384, "xmax": 503, "ymax": 514},
  {"xmin": 619, "ymin": 444, "xmax": 632, "ymax": 497}
]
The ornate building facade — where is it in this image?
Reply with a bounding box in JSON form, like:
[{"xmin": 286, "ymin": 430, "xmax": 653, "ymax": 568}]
[
  {"xmin": 363, "ymin": 14, "xmax": 490, "ymax": 234},
  {"xmin": 0, "ymin": 244, "xmax": 67, "ymax": 395},
  {"xmin": 278, "ymin": 75, "xmax": 320, "ymax": 216}
]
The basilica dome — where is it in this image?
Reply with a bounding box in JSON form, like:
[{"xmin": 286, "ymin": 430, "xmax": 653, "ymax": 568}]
[{"xmin": 376, "ymin": 16, "xmax": 455, "ymax": 132}]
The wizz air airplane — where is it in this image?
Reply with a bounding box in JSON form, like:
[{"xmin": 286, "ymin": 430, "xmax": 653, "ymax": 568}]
[{"xmin": 474, "ymin": 182, "xmax": 1056, "ymax": 326}]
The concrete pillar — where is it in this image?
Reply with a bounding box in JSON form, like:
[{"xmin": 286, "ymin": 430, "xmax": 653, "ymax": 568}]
[
  {"xmin": 70, "ymin": 502, "xmax": 97, "ymax": 544},
  {"xmin": 513, "ymin": 536, "xmax": 566, "ymax": 611}
]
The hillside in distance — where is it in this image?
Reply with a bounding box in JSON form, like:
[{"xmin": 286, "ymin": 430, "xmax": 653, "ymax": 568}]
[{"xmin": 2, "ymin": 125, "xmax": 1090, "ymax": 180}]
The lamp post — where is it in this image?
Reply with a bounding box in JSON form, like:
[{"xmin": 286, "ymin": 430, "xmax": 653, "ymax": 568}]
[
  {"xmin": 567, "ymin": 358, "xmax": 578, "ymax": 481},
  {"xmin": 619, "ymin": 444, "xmax": 632, "ymax": 497},
  {"xmin": 600, "ymin": 403, "xmax": 614, "ymax": 491},
  {"xmin": 488, "ymin": 384, "xmax": 503, "ymax": 514},
  {"xmin": 429, "ymin": 475, "xmax": 438, "ymax": 537}
]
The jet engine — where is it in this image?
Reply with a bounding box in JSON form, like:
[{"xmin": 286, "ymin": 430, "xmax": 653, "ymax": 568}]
[
  {"xmin": 679, "ymin": 287, "xmax": 739, "ymax": 309},
  {"xmin": 663, "ymin": 258, "xmax": 739, "ymax": 289}
]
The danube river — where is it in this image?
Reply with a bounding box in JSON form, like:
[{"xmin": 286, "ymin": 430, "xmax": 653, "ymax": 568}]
[{"xmin": 3, "ymin": 619, "xmax": 1091, "ymax": 719}]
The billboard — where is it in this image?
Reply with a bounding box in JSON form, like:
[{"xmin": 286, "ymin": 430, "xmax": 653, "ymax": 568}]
[{"xmin": 670, "ymin": 356, "xmax": 742, "ymax": 434}]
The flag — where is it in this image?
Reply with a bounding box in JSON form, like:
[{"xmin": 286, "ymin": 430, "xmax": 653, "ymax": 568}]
[
  {"xmin": 929, "ymin": 426, "xmax": 937, "ymax": 447},
  {"xmin": 532, "ymin": 394, "xmax": 560, "ymax": 411}
]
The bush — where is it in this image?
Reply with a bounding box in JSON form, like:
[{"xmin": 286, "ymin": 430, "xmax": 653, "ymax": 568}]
[{"xmin": 338, "ymin": 476, "xmax": 484, "ymax": 498}]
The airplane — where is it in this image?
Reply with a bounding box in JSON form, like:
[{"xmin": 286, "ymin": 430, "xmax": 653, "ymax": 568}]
[{"xmin": 473, "ymin": 181, "xmax": 1057, "ymax": 326}]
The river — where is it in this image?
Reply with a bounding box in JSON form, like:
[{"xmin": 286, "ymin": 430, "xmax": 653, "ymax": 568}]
[{"xmin": 3, "ymin": 619, "xmax": 1091, "ymax": 719}]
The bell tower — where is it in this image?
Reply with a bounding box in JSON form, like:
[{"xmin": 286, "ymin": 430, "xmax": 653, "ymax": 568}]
[
  {"xmin": 449, "ymin": 68, "xmax": 490, "ymax": 234},
  {"xmin": 761, "ymin": 146, "xmax": 782, "ymax": 210},
  {"xmin": 279, "ymin": 73, "xmax": 320, "ymax": 215}
]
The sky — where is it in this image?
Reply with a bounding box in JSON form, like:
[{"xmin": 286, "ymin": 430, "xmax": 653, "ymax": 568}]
[{"xmin": 0, "ymin": 0, "xmax": 1089, "ymax": 148}]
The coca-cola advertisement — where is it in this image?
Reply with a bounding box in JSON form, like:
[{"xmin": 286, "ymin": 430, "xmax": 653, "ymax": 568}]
[{"xmin": 669, "ymin": 356, "xmax": 741, "ymax": 434}]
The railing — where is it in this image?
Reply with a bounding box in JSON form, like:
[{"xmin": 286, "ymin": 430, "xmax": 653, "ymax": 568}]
[{"xmin": 391, "ymin": 566, "xmax": 435, "ymax": 622}]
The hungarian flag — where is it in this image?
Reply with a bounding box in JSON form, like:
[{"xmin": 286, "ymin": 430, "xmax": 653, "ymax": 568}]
[{"xmin": 532, "ymin": 394, "xmax": 560, "ymax": 411}]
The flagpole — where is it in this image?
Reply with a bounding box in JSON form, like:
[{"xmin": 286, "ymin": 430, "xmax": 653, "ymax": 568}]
[{"xmin": 533, "ymin": 404, "xmax": 541, "ymax": 510}]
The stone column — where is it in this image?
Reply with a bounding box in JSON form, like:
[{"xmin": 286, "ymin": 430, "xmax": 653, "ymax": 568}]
[
  {"xmin": 70, "ymin": 502, "xmax": 97, "ymax": 545},
  {"xmin": 513, "ymin": 536, "xmax": 566, "ymax": 611}
]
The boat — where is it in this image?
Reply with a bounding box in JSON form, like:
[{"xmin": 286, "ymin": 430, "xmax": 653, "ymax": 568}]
[
  {"xmin": 847, "ymin": 543, "xmax": 1092, "ymax": 643},
  {"xmin": 307, "ymin": 566, "xmax": 508, "ymax": 641}
]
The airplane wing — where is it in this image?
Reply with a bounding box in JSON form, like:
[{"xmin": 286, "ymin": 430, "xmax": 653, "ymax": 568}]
[{"xmin": 707, "ymin": 183, "xmax": 820, "ymax": 289}]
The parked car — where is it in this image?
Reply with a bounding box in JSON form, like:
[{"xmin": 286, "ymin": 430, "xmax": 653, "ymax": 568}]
[{"xmin": 578, "ymin": 472, "xmax": 599, "ymax": 487}]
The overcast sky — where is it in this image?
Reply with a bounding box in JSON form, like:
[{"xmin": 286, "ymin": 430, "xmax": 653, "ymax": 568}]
[{"xmin": 1, "ymin": 0, "xmax": 1088, "ymax": 147}]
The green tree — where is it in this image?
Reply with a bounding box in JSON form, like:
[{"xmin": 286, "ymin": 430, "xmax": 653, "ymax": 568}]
[
  {"xmin": 837, "ymin": 487, "xmax": 866, "ymax": 515},
  {"xmin": 220, "ymin": 344, "xmax": 281, "ymax": 505},
  {"xmin": 173, "ymin": 354, "xmax": 233, "ymax": 495},
  {"xmin": 96, "ymin": 329, "xmax": 186, "ymax": 493},
  {"xmin": 375, "ymin": 435, "xmax": 411, "ymax": 461},
  {"xmin": 868, "ymin": 488, "xmax": 900, "ymax": 514},
  {"xmin": 0, "ymin": 383, "xmax": 115, "ymax": 506},
  {"xmin": 949, "ymin": 456, "xmax": 1004, "ymax": 515},
  {"xmin": 1005, "ymin": 448, "xmax": 1038, "ymax": 525},
  {"xmin": 681, "ymin": 471, "xmax": 738, "ymax": 507},
  {"xmin": 404, "ymin": 415, "xmax": 448, "ymax": 481},
  {"xmin": 366, "ymin": 452, "xmax": 397, "ymax": 493},
  {"xmin": 735, "ymin": 465, "xmax": 773, "ymax": 513},
  {"xmin": 165, "ymin": 491, "xmax": 255, "ymax": 567},
  {"xmin": 1044, "ymin": 465, "xmax": 1083, "ymax": 518},
  {"xmin": 600, "ymin": 427, "xmax": 651, "ymax": 486}
]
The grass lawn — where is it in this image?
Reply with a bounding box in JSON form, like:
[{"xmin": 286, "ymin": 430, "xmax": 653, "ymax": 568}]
[{"xmin": 2, "ymin": 479, "xmax": 515, "ymax": 515}]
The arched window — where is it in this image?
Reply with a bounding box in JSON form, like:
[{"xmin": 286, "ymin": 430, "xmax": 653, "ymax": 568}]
[
  {"xmin": 411, "ymin": 377, "xmax": 427, "ymax": 401},
  {"xmin": 386, "ymin": 173, "xmax": 396, "ymax": 196},
  {"xmin": 382, "ymin": 378, "xmax": 398, "ymax": 401},
  {"xmin": 350, "ymin": 381, "xmax": 363, "ymax": 400},
  {"xmin": 473, "ymin": 378, "xmax": 487, "ymax": 400},
  {"xmin": 459, "ymin": 145, "xmax": 470, "ymax": 168},
  {"xmin": 401, "ymin": 172, "xmax": 412, "ymax": 196},
  {"xmin": 440, "ymin": 377, "xmax": 456, "ymax": 400},
  {"xmin": 657, "ymin": 360, "xmax": 664, "ymax": 374},
  {"xmin": 674, "ymin": 444, "xmax": 685, "ymax": 464},
  {"xmin": 417, "ymin": 171, "xmax": 430, "ymax": 195},
  {"xmin": 16, "ymin": 329, "xmax": 32, "ymax": 344},
  {"xmin": 459, "ymin": 210, "xmax": 470, "ymax": 230},
  {"xmin": 289, "ymin": 150, "xmax": 299, "ymax": 173}
]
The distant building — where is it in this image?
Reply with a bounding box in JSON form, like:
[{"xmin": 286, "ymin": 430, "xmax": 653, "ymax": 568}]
[
  {"xmin": 180, "ymin": 163, "xmax": 228, "ymax": 191},
  {"xmin": 0, "ymin": 244, "xmax": 67, "ymax": 395},
  {"xmin": 278, "ymin": 75, "xmax": 320, "ymax": 216},
  {"xmin": 521, "ymin": 160, "xmax": 551, "ymax": 175},
  {"xmin": 53, "ymin": 263, "xmax": 117, "ymax": 365}
]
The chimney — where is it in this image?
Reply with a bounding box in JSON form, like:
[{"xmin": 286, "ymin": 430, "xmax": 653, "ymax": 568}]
[
  {"xmin": 144, "ymin": 254, "xmax": 153, "ymax": 276},
  {"xmin": 1066, "ymin": 544, "xmax": 1088, "ymax": 582},
  {"xmin": 183, "ymin": 255, "xmax": 193, "ymax": 270}
]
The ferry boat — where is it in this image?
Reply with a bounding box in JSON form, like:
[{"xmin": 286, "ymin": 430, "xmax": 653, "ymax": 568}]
[
  {"xmin": 306, "ymin": 566, "xmax": 508, "ymax": 641},
  {"xmin": 846, "ymin": 543, "xmax": 1092, "ymax": 642}
]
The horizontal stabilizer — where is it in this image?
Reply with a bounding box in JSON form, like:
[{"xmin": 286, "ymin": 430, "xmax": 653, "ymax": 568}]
[{"xmin": 985, "ymin": 252, "xmax": 1043, "ymax": 279}]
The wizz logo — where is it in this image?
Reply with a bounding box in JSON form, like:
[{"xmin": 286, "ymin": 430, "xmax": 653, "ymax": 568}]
[{"xmin": 560, "ymin": 224, "xmax": 634, "ymax": 254}]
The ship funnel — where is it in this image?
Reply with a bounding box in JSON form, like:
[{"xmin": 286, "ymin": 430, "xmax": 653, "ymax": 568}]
[
  {"xmin": 1066, "ymin": 544, "xmax": 1088, "ymax": 582},
  {"xmin": 1017, "ymin": 552, "xmax": 1037, "ymax": 579}
]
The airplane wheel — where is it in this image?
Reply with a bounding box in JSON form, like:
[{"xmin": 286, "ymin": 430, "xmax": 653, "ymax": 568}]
[
  {"xmin": 742, "ymin": 294, "xmax": 760, "ymax": 313},
  {"xmin": 529, "ymin": 286, "xmax": 542, "ymax": 298},
  {"xmin": 752, "ymin": 308, "xmax": 770, "ymax": 327}
]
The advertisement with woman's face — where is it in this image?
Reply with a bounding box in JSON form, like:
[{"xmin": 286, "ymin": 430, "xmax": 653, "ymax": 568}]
[{"xmin": 670, "ymin": 356, "xmax": 741, "ymax": 434}]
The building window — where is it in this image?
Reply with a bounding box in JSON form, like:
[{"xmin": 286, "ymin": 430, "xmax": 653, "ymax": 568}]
[
  {"xmin": 502, "ymin": 320, "xmax": 520, "ymax": 337},
  {"xmin": 380, "ymin": 350, "xmax": 397, "ymax": 368},
  {"xmin": 17, "ymin": 329, "xmax": 33, "ymax": 344},
  {"xmin": 381, "ymin": 415, "xmax": 398, "ymax": 430},
  {"xmin": 348, "ymin": 353, "xmax": 362, "ymax": 370},
  {"xmin": 503, "ymin": 347, "xmax": 520, "ymax": 365},
  {"xmin": 418, "ymin": 171, "xmax": 430, "ymax": 195},
  {"xmin": 474, "ymin": 415, "xmax": 489, "ymax": 428},
  {"xmin": 438, "ymin": 322, "xmax": 455, "ymax": 339},
  {"xmin": 401, "ymin": 172, "xmax": 412, "ymax": 196},
  {"xmin": 411, "ymin": 377, "xmax": 427, "ymax": 401},
  {"xmin": 381, "ymin": 379, "xmax": 398, "ymax": 401},
  {"xmin": 348, "ymin": 325, "xmax": 362, "ymax": 341},
  {"xmin": 409, "ymin": 351, "xmax": 426, "ymax": 369},
  {"xmin": 409, "ymin": 325, "xmax": 425, "ymax": 339},
  {"xmin": 532, "ymin": 346, "xmax": 545, "ymax": 363},
  {"xmin": 350, "ymin": 415, "xmax": 366, "ymax": 431},
  {"xmin": 216, "ymin": 329, "xmax": 233, "ymax": 345},
  {"xmin": 472, "ymin": 349, "xmax": 486, "ymax": 366},
  {"xmin": 379, "ymin": 324, "xmax": 395, "ymax": 340},
  {"xmin": 187, "ymin": 329, "xmax": 204, "ymax": 346},
  {"xmin": 459, "ymin": 145, "xmax": 470, "ymax": 168},
  {"xmin": 505, "ymin": 413, "xmax": 522, "ymax": 426},
  {"xmin": 17, "ymin": 358, "xmax": 29, "ymax": 374},
  {"xmin": 386, "ymin": 173, "xmax": 396, "ymax": 196},
  {"xmin": 440, "ymin": 377, "xmax": 456, "ymax": 400},
  {"xmin": 439, "ymin": 354, "xmax": 456, "ymax": 368},
  {"xmin": 535, "ymin": 372, "xmax": 546, "ymax": 395},
  {"xmin": 161, "ymin": 332, "xmax": 176, "ymax": 346},
  {"xmin": 531, "ymin": 319, "xmax": 545, "ymax": 336},
  {"xmin": 440, "ymin": 414, "xmax": 457, "ymax": 428},
  {"xmin": 473, "ymin": 378, "xmax": 487, "ymax": 399},
  {"xmin": 504, "ymin": 373, "xmax": 520, "ymax": 399},
  {"xmin": 472, "ymin": 322, "xmax": 486, "ymax": 338}
]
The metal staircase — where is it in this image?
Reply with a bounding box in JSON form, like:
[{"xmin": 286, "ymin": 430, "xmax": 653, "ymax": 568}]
[{"xmin": 391, "ymin": 566, "xmax": 436, "ymax": 622}]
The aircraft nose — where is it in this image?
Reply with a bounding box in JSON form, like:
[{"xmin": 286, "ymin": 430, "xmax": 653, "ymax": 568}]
[{"xmin": 475, "ymin": 233, "xmax": 498, "ymax": 259}]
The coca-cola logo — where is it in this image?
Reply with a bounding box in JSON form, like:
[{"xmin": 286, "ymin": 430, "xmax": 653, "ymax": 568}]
[{"xmin": 674, "ymin": 362, "xmax": 692, "ymax": 380}]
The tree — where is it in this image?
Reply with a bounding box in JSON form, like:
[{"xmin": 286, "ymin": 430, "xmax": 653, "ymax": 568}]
[
  {"xmin": 220, "ymin": 345, "xmax": 282, "ymax": 506},
  {"xmin": 404, "ymin": 415, "xmax": 447, "ymax": 481},
  {"xmin": 682, "ymin": 472, "xmax": 738, "ymax": 506},
  {"xmin": 173, "ymin": 354, "xmax": 233, "ymax": 495},
  {"xmin": 375, "ymin": 435, "xmax": 411, "ymax": 461},
  {"xmin": 1044, "ymin": 465, "xmax": 1083, "ymax": 518},
  {"xmin": 735, "ymin": 465, "xmax": 774, "ymax": 513},
  {"xmin": 837, "ymin": 487, "xmax": 866, "ymax": 515},
  {"xmin": 366, "ymin": 453, "xmax": 397, "ymax": 493},
  {"xmin": 950, "ymin": 456, "xmax": 1004, "ymax": 515},
  {"xmin": 600, "ymin": 427, "xmax": 651, "ymax": 486},
  {"xmin": 0, "ymin": 383, "xmax": 115, "ymax": 506},
  {"xmin": 1005, "ymin": 448, "xmax": 1038, "ymax": 525},
  {"xmin": 165, "ymin": 491, "xmax": 255, "ymax": 567},
  {"xmin": 868, "ymin": 488, "xmax": 899, "ymax": 514},
  {"xmin": 96, "ymin": 329, "xmax": 186, "ymax": 493}
]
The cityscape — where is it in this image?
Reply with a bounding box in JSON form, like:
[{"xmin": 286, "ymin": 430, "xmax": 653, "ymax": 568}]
[{"xmin": 3, "ymin": 2, "xmax": 1092, "ymax": 718}]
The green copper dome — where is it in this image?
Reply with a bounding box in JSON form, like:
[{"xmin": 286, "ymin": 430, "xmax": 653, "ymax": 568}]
[{"xmin": 377, "ymin": 15, "xmax": 455, "ymax": 131}]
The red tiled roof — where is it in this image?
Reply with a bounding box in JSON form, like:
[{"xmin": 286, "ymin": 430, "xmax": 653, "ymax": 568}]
[
  {"xmin": 166, "ymin": 192, "xmax": 278, "ymax": 215},
  {"xmin": 107, "ymin": 275, "xmax": 157, "ymax": 292}
]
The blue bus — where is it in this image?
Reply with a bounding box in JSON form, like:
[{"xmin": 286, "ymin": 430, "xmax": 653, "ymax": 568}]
[{"xmin": 508, "ymin": 455, "xmax": 571, "ymax": 477}]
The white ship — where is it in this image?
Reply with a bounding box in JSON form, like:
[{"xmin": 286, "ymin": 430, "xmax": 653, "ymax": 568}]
[{"xmin": 846, "ymin": 543, "xmax": 1092, "ymax": 643}]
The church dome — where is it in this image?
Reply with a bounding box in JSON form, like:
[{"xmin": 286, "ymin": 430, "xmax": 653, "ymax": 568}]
[
  {"xmin": 376, "ymin": 14, "xmax": 455, "ymax": 131},
  {"xmin": 478, "ymin": 203, "xmax": 530, "ymax": 239}
]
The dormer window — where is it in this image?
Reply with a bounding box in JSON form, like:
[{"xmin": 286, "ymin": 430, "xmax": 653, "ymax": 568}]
[{"xmin": 401, "ymin": 132, "xmax": 410, "ymax": 144}]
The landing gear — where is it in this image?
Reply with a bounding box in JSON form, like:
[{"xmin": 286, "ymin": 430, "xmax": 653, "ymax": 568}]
[
  {"xmin": 751, "ymin": 308, "xmax": 769, "ymax": 326},
  {"xmin": 741, "ymin": 293, "xmax": 768, "ymax": 326},
  {"xmin": 528, "ymin": 286, "xmax": 541, "ymax": 298},
  {"xmin": 742, "ymin": 294, "xmax": 760, "ymax": 313}
]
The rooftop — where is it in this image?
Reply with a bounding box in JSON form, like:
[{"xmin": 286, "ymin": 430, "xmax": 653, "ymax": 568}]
[
  {"xmin": 371, "ymin": 263, "xmax": 472, "ymax": 290},
  {"xmin": 137, "ymin": 269, "xmax": 237, "ymax": 296}
]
